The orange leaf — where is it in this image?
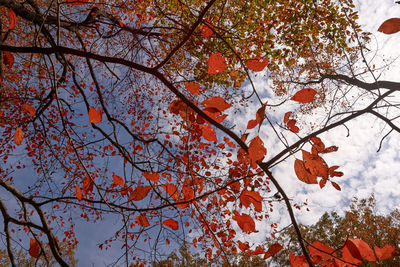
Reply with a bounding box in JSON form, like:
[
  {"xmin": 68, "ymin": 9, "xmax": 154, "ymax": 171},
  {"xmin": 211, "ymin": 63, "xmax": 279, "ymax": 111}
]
[
  {"xmin": 374, "ymin": 244, "xmax": 397, "ymax": 261},
  {"xmin": 294, "ymin": 159, "xmax": 317, "ymax": 184},
  {"xmin": 163, "ymin": 183, "xmax": 180, "ymax": 200},
  {"xmin": 378, "ymin": 18, "xmax": 400, "ymax": 34},
  {"xmin": 8, "ymin": 8, "xmax": 17, "ymax": 30},
  {"xmin": 232, "ymin": 213, "xmax": 257, "ymax": 234},
  {"xmin": 287, "ymin": 119, "xmax": 299, "ymax": 133},
  {"xmin": 323, "ymin": 146, "xmax": 338, "ymax": 153},
  {"xmin": 290, "ymin": 88, "xmax": 317, "ymax": 103},
  {"xmin": 28, "ymin": 238, "xmax": 40, "ymax": 258},
  {"xmin": 200, "ymin": 124, "xmax": 217, "ymax": 142},
  {"xmin": 83, "ymin": 175, "xmax": 94, "ymax": 195},
  {"xmin": 129, "ymin": 186, "xmax": 152, "ymax": 201},
  {"xmin": 284, "ymin": 111, "xmax": 292, "ymax": 124},
  {"xmin": 310, "ymin": 137, "xmax": 325, "ymax": 155},
  {"xmin": 22, "ymin": 104, "xmax": 36, "ymax": 118},
  {"xmin": 75, "ymin": 186, "xmax": 82, "ymax": 200},
  {"xmin": 14, "ymin": 127, "xmax": 24, "ymax": 145},
  {"xmin": 308, "ymin": 241, "xmax": 336, "ymax": 261},
  {"xmin": 113, "ymin": 173, "xmax": 124, "ymax": 186},
  {"xmin": 248, "ymin": 136, "xmax": 267, "ymax": 164},
  {"xmin": 3, "ymin": 51, "xmax": 14, "ymax": 69},
  {"xmin": 201, "ymin": 22, "xmax": 214, "ymax": 38},
  {"xmin": 247, "ymin": 119, "xmax": 258, "ymax": 129},
  {"xmin": 246, "ymin": 57, "xmax": 268, "ymax": 72},
  {"xmin": 289, "ymin": 252, "xmax": 308, "ymax": 267},
  {"xmin": 184, "ymin": 81, "xmax": 200, "ymax": 95},
  {"xmin": 163, "ymin": 218, "xmax": 179, "ymax": 230},
  {"xmin": 329, "ymin": 166, "xmax": 343, "ymax": 177},
  {"xmin": 319, "ymin": 178, "xmax": 327, "ymax": 189},
  {"xmin": 264, "ymin": 243, "xmax": 283, "ymax": 259},
  {"xmin": 240, "ymin": 190, "xmax": 263, "ymax": 212},
  {"xmin": 142, "ymin": 172, "xmax": 159, "ymax": 183},
  {"xmin": 202, "ymin": 96, "xmax": 231, "ymax": 112},
  {"xmin": 331, "ymin": 181, "xmax": 341, "ymax": 191},
  {"xmin": 347, "ymin": 238, "xmax": 376, "ymax": 261},
  {"xmin": 341, "ymin": 243, "xmax": 362, "ymax": 265},
  {"xmin": 88, "ymin": 107, "xmax": 102, "ymax": 123},
  {"xmin": 135, "ymin": 215, "xmax": 150, "ymax": 227},
  {"xmin": 207, "ymin": 53, "xmax": 226, "ymax": 74}
]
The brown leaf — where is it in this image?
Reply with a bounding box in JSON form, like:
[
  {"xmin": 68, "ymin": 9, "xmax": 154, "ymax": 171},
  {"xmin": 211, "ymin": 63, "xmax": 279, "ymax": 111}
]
[
  {"xmin": 378, "ymin": 18, "xmax": 400, "ymax": 34},
  {"xmin": 294, "ymin": 159, "xmax": 317, "ymax": 184},
  {"xmin": 248, "ymin": 136, "xmax": 267, "ymax": 164}
]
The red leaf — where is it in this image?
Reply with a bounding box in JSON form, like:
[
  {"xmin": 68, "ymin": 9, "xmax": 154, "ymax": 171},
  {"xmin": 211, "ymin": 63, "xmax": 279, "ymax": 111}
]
[
  {"xmin": 347, "ymin": 238, "xmax": 376, "ymax": 261},
  {"xmin": 378, "ymin": 18, "xmax": 400, "ymax": 34},
  {"xmin": 202, "ymin": 96, "xmax": 231, "ymax": 112},
  {"xmin": 135, "ymin": 215, "xmax": 150, "ymax": 227},
  {"xmin": 341, "ymin": 243, "xmax": 362, "ymax": 265},
  {"xmin": 238, "ymin": 240, "xmax": 250, "ymax": 252},
  {"xmin": 3, "ymin": 51, "xmax": 14, "ymax": 69},
  {"xmin": 310, "ymin": 137, "xmax": 325, "ymax": 155},
  {"xmin": 294, "ymin": 159, "xmax": 317, "ymax": 184},
  {"xmin": 113, "ymin": 173, "xmax": 124, "ymax": 186},
  {"xmin": 331, "ymin": 181, "xmax": 341, "ymax": 191},
  {"xmin": 22, "ymin": 104, "xmax": 36, "ymax": 118},
  {"xmin": 246, "ymin": 57, "xmax": 268, "ymax": 72},
  {"xmin": 129, "ymin": 186, "xmax": 152, "ymax": 201},
  {"xmin": 374, "ymin": 244, "xmax": 397, "ymax": 261},
  {"xmin": 302, "ymin": 150, "xmax": 329, "ymax": 179},
  {"xmin": 88, "ymin": 107, "xmax": 102, "ymax": 123},
  {"xmin": 208, "ymin": 53, "xmax": 227, "ymax": 74},
  {"xmin": 14, "ymin": 127, "xmax": 24, "ymax": 145},
  {"xmin": 200, "ymin": 124, "xmax": 217, "ymax": 142},
  {"xmin": 289, "ymin": 252, "xmax": 308, "ymax": 267},
  {"xmin": 323, "ymin": 146, "xmax": 338, "ymax": 153},
  {"xmin": 163, "ymin": 183, "xmax": 180, "ymax": 200},
  {"xmin": 201, "ymin": 22, "xmax": 214, "ymax": 38},
  {"xmin": 142, "ymin": 172, "xmax": 159, "ymax": 183},
  {"xmin": 8, "ymin": 8, "xmax": 17, "ymax": 30},
  {"xmin": 247, "ymin": 119, "xmax": 258, "ymax": 129},
  {"xmin": 287, "ymin": 119, "xmax": 299, "ymax": 133},
  {"xmin": 75, "ymin": 186, "xmax": 82, "ymax": 200},
  {"xmin": 264, "ymin": 243, "xmax": 283, "ymax": 259},
  {"xmin": 184, "ymin": 81, "xmax": 200, "ymax": 95},
  {"xmin": 284, "ymin": 112, "xmax": 292, "ymax": 124},
  {"xmin": 248, "ymin": 136, "xmax": 267, "ymax": 164},
  {"xmin": 240, "ymin": 190, "xmax": 263, "ymax": 212},
  {"xmin": 319, "ymin": 178, "xmax": 327, "ymax": 189},
  {"xmin": 251, "ymin": 245, "xmax": 265, "ymax": 255},
  {"xmin": 232, "ymin": 213, "xmax": 258, "ymax": 234},
  {"xmin": 163, "ymin": 218, "xmax": 179, "ymax": 230},
  {"xmin": 308, "ymin": 241, "xmax": 336, "ymax": 261},
  {"xmin": 83, "ymin": 175, "xmax": 94, "ymax": 195},
  {"xmin": 29, "ymin": 238, "xmax": 40, "ymax": 258},
  {"xmin": 329, "ymin": 166, "xmax": 343, "ymax": 177},
  {"xmin": 290, "ymin": 88, "xmax": 317, "ymax": 103}
]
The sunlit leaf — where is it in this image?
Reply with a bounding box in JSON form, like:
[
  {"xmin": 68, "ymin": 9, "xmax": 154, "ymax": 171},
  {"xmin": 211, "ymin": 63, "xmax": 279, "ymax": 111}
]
[
  {"xmin": 184, "ymin": 81, "xmax": 200, "ymax": 95},
  {"xmin": 246, "ymin": 57, "xmax": 268, "ymax": 72},
  {"xmin": 248, "ymin": 136, "xmax": 267, "ymax": 164},
  {"xmin": 208, "ymin": 53, "xmax": 226, "ymax": 74},
  {"xmin": 88, "ymin": 107, "xmax": 102, "ymax": 123},
  {"xmin": 14, "ymin": 127, "xmax": 24, "ymax": 145},
  {"xmin": 289, "ymin": 252, "xmax": 308, "ymax": 267},
  {"xmin": 200, "ymin": 124, "xmax": 217, "ymax": 142},
  {"xmin": 374, "ymin": 244, "xmax": 397, "ymax": 261},
  {"xmin": 163, "ymin": 218, "xmax": 179, "ymax": 230},
  {"xmin": 294, "ymin": 159, "xmax": 317, "ymax": 184},
  {"xmin": 308, "ymin": 241, "xmax": 336, "ymax": 260},
  {"xmin": 347, "ymin": 238, "xmax": 376, "ymax": 261},
  {"xmin": 290, "ymin": 88, "xmax": 317, "ymax": 103},
  {"xmin": 378, "ymin": 18, "xmax": 400, "ymax": 34}
]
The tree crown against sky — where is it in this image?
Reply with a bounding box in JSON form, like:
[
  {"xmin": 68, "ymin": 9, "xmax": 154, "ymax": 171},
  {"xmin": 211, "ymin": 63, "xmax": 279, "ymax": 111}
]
[{"xmin": 0, "ymin": 0, "xmax": 399, "ymax": 266}]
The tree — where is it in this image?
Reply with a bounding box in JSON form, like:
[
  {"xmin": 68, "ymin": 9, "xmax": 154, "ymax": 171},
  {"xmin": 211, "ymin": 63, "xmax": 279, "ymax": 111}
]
[
  {"xmin": 0, "ymin": 0, "xmax": 398, "ymax": 266},
  {"xmin": 265, "ymin": 195, "xmax": 399, "ymax": 266}
]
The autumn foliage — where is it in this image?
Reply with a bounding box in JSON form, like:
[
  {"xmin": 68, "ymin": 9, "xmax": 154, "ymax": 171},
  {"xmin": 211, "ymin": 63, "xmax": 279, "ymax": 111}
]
[{"xmin": 0, "ymin": 0, "xmax": 399, "ymax": 266}]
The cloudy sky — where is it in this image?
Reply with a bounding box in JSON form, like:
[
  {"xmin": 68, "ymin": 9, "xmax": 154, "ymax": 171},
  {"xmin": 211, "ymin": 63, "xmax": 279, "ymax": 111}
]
[{"xmin": 71, "ymin": 1, "xmax": 400, "ymax": 265}]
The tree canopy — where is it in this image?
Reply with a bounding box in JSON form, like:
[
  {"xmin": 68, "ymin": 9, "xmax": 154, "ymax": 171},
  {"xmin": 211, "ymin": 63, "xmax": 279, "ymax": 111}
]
[{"xmin": 0, "ymin": 0, "xmax": 399, "ymax": 266}]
